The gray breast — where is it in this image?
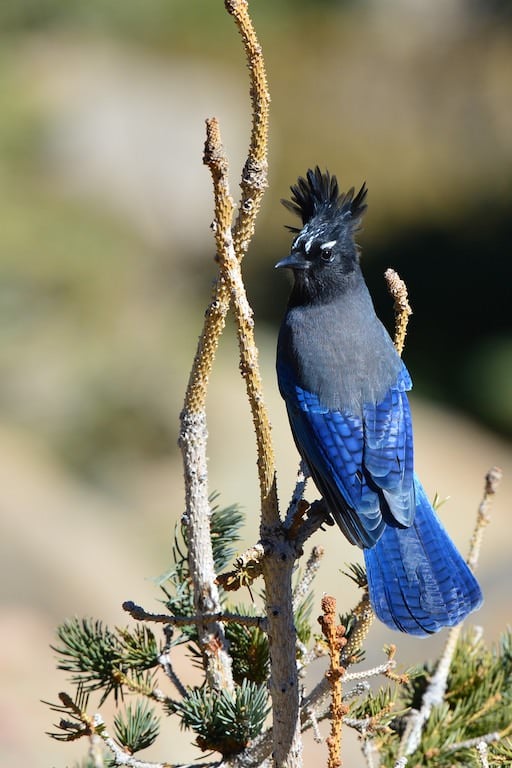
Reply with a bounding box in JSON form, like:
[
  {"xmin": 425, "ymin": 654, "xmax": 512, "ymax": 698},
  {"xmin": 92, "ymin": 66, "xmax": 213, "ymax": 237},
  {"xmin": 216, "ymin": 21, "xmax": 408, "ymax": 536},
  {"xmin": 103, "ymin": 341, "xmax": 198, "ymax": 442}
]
[{"xmin": 279, "ymin": 298, "xmax": 401, "ymax": 413}]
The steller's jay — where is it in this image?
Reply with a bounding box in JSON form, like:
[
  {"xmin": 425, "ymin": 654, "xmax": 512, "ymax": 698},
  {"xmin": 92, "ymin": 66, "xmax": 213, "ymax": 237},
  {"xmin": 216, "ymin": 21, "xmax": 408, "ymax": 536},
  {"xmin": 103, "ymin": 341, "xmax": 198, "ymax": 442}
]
[{"xmin": 276, "ymin": 167, "xmax": 482, "ymax": 635}]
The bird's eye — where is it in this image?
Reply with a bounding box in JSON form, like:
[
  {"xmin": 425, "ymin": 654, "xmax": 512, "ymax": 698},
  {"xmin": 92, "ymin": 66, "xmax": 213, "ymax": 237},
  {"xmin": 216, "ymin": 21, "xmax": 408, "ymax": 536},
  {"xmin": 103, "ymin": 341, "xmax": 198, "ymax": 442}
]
[{"xmin": 319, "ymin": 240, "xmax": 337, "ymax": 263}]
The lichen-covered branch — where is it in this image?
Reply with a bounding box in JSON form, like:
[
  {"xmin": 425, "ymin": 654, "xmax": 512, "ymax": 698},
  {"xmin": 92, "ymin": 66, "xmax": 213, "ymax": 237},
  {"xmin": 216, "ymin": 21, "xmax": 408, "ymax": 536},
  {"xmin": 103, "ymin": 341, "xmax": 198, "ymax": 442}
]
[{"xmin": 178, "ymin": 0, "xmax": 273, "ymax": 700}]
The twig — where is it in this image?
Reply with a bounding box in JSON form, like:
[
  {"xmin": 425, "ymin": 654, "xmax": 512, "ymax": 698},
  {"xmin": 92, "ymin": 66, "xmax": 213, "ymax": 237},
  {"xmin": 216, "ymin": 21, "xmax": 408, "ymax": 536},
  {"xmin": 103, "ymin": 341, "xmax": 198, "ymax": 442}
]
[
  {"xmin": 292, "ymin": 545, "xmax": 324, "ymax": 612},
  {"xmin": 293, "ymin": 498, "xmax": 332, "ymax": 550},
  {"xmin": 467, "ymin": 466, "xmax": 502, "ymax": 571},
  {"xmin": 384, "ymin": 268, "xmax": 412, "ymax": 357},
  {"xmin": 226, "ymin": 0, "xmax": 270, "ymax": 252},
  {"xmin": 123, "ymin": 601, "xmax": 266, "ymax": 630},
  {"xmin": 285, "ymin": 459, "xmax": 310, "ymax": 528},
  {"xmin": 179, "ymin": 245, "xmax": 234, "ymax": 694},
  {"xmin": 444, "ymin": 732, "xmax": 500, "ymax": 754},
  {"xmin": 344, "ymin": 659, "xmax": 396, "ymax": 683},
  {"xmin": 158, "ymin": 653, "xmax": 188, "ymax": 700},
  {"xmin": 476, "ymin": 740, "xmax": 491, "ymax": 768},
  {"xmin": 318, "ymin": 595, "xmax": 349, "ymax": 768},
  {"xmin": 399, "ymin": 467, "xmax": 500, "ymax": 758},
  {"xmin": 306, "ymin": 707, "xmax": 323, "ymax": 743}
]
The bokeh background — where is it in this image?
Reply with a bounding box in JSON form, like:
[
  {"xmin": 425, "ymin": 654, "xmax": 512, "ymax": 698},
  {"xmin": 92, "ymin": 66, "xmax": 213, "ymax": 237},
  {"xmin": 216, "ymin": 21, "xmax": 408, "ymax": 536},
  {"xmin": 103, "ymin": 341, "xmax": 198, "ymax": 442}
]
[{"xmin": 1, "ymin": 1, "xmax": 511, "ymax": 766}]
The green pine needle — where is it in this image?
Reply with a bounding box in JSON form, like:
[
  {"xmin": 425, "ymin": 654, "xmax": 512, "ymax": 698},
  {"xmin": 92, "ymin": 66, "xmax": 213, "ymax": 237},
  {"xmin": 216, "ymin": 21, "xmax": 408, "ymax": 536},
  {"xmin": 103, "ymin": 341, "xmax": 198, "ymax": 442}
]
[
  {"xmin": 377, "ymin": 629, "xmax": 512, "ymax": 766},
  {"xmin": 225, "ymin": 606, "xmax": 269, "ymax": 685},
  {"xmin": 52, "ymin": 618, "xmax": 124, "ymax": 704},
  {"xmin": 175, "ymin": 679, "xmax": 269, "ymax": 756},
  {"xmin": 162, "ymin": 494, "xmax": 244, "ymax": 647},
  {"xmin": 114, "ymin": 700, "xmax": 160, "ymax": 754},
  {"xmin": 116, "ymin": 625, "xmax": 160, "ymax": 671},
  {"xmin": 294, "ymin": 591, "xmax": 314, "ymax": 649}
]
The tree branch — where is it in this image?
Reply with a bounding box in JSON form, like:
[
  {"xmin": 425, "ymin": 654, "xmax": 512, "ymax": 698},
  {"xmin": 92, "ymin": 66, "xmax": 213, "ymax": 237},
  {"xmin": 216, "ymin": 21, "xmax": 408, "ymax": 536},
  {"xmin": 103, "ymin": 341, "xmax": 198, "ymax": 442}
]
[{"xmin": 123, "ymin": 600, "xmax": 267, "ymax": 630}]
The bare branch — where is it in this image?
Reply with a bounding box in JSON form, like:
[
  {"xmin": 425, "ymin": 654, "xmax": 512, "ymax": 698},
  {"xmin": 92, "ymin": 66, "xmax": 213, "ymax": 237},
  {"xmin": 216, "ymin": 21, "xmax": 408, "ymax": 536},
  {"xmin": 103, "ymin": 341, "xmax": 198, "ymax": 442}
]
[
  {"xmin": 467, "ymin": 465, "xmax": 502, "ymax": 571},
  {"xmin": 292, "ymin": 545, "xmax": 324, "ymax": 612},
  {"xmin": 444, "ymin": 732, "xmax": 500, "ymax": 755},
  {"xmin": 285, "ymin": 460, "xmax": 310, "ymax": 528},
  {"xmin": 123, "ymin": 600, "xmax": 266, "ymax": 630}
]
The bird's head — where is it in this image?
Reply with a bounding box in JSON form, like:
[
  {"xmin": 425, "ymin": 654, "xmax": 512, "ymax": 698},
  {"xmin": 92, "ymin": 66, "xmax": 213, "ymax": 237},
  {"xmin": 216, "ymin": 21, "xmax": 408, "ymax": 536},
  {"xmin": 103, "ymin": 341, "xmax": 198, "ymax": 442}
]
[{"xmin": 276, "ymin": 167, "xmax": 367, "ymax": 303}]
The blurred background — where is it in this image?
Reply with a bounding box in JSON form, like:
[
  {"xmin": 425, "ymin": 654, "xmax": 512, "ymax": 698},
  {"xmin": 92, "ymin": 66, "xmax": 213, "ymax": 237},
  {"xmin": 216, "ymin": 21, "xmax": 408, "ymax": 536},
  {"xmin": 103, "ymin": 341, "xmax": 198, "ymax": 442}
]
[{"xmin": 0, "ymin": 0, "xmax": 511, "ymax": 766}]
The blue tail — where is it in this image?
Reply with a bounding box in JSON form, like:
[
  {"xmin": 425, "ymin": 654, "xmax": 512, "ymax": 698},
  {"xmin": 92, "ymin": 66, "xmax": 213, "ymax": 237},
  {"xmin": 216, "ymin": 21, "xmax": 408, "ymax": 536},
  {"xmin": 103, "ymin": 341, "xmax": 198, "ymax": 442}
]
[{"xmin": 363, "ymin": 478, "xmax": 483, "ymax": 636}]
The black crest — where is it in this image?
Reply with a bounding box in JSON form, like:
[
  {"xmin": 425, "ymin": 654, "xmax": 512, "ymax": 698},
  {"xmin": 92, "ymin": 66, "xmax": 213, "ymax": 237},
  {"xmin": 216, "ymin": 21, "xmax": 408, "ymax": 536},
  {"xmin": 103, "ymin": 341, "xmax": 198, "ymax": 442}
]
[{"xmin": 282, "ymin": 167, "xmax": 368, "ymax": 233}]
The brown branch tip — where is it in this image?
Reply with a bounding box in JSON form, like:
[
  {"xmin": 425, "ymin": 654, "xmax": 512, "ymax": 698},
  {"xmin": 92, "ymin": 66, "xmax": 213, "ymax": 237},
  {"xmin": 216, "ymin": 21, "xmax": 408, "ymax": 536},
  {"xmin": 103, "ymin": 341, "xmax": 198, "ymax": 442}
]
[
  {"xmin": 319, "ymin": 595, "xmax": 349, "ymax": 768},
  {"xmin": 385, "ymin": 268, "xmax": 412, "ymax": 357}
]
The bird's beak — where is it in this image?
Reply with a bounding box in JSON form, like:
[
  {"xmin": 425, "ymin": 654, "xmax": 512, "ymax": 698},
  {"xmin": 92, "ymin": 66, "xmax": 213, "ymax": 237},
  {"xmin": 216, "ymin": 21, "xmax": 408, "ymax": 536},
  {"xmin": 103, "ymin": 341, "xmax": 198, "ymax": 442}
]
[{"xmin": 274, "ymin": 251, "xmax": 309, "ymax": 270}]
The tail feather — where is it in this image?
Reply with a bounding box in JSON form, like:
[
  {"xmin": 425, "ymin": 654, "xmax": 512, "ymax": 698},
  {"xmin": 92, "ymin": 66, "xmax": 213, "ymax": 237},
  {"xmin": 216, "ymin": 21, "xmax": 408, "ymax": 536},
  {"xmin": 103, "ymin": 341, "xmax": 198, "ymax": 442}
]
[{"xmin": 363, "ymin": 478, "xmax": 482, "ymax": 636}]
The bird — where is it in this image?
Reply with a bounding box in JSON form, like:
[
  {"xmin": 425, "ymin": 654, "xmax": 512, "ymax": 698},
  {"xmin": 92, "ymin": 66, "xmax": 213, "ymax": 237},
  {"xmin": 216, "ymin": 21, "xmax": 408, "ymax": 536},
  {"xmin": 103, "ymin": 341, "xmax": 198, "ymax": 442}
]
[{"xmin": 275, "ymin": 166, "xmax": 482, "ymax": 636}]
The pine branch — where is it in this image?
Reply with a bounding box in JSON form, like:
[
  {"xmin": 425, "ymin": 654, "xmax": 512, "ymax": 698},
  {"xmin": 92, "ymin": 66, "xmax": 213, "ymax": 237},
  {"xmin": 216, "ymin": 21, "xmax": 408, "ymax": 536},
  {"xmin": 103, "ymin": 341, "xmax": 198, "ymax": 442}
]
[
  {"xmin": 113, "ymin": 701, "xmax": 160, "ymax": 755},
  {"xmin": 174, "ymin": 679, "xmax": 269, "ymax": 757}
]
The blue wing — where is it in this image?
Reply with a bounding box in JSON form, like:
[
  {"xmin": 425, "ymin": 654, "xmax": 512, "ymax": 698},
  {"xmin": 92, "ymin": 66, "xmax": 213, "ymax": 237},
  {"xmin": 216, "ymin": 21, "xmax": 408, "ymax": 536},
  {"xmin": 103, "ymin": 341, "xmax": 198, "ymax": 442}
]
[
  {"xmin": 280, "ymin": 364, "xmax": 414, "ymax": 548},
  {"xmin": 278, "ymin": 360, "xmax": 482, "ymax": 635}
]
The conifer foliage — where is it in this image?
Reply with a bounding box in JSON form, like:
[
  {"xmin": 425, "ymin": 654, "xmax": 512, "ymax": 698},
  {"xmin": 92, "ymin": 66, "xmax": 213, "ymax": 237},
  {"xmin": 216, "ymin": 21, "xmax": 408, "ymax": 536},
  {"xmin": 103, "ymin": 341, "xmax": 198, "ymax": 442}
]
[{"xmin": 44, "ymin": 2, "xmax": 509, "ymax": 767}]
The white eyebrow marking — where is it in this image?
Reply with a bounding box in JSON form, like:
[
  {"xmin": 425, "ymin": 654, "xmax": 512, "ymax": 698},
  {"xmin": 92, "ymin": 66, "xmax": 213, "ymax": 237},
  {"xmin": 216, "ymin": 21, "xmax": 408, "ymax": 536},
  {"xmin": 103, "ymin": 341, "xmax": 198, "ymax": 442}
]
[
  {"xmin": 320, "ymin": 240, "xmax": 337, "ymax": 250},
  {"xmin": 305, "ymin": 236, "xmax": 315, "ymax": 254}
]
